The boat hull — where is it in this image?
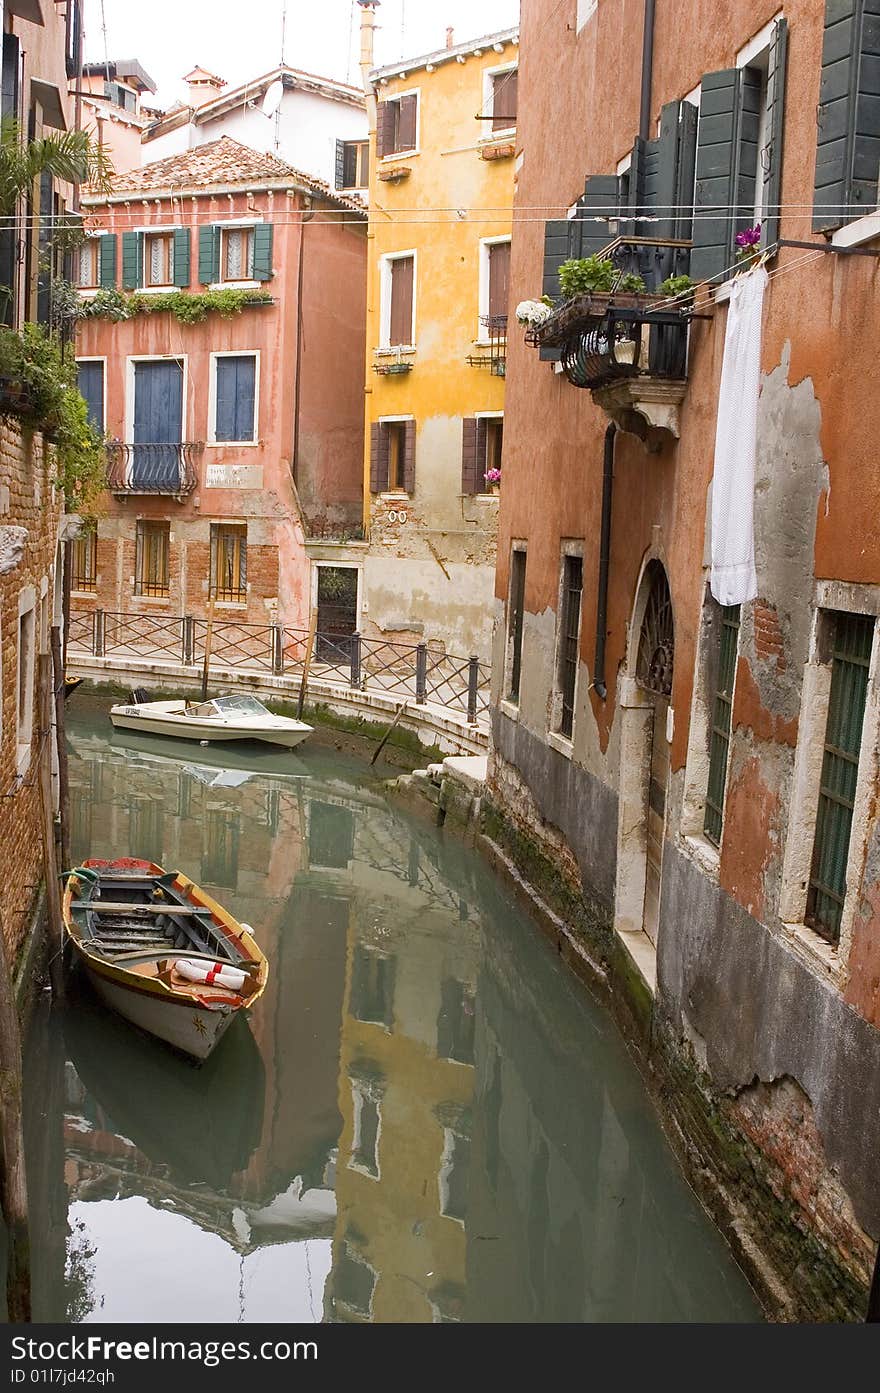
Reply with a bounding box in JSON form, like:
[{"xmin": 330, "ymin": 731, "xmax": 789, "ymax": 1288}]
[
  {"xmin": 109, "ymin": 710, "xmax": 311, "ymax": 749},
  {"xmin": 81, "ymin": 955, "xmax": 238, "ymax": 1060}
]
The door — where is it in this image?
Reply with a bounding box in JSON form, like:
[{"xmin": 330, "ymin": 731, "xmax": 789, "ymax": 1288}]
[
  {"xmin": 643, "ymin": 698, "xmax": 669, "ymax": 946},
  {"xmin": 316, "ymin": 566, "xmax": 359, "ymax": 662},
  {"xmin": 133, "ymin": 359, "xmax": 183, "ymax": 489}
]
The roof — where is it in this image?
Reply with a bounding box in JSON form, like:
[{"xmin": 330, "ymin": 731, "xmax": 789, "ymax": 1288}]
[
  {"xmin": 184, "ymin": 65, "xmax": 225, "ymax": 85},
  {"xmin": 143, "ymin": 63, "xmax": 364, "ymax": 143},
  {"xmin": 83, "ymin": 135, "xmax": 366, "ymax": 213},
  {"xmin": 370, "ymin": 25, "xmax": 518, "ymax": 82},
  {"xmin": 82, "ymin": 59, "xmax": 157, "ymax": 94}
]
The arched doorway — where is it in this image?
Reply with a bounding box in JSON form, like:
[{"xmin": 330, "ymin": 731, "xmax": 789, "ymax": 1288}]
[
  {"xmin": 635, "ymin": 563, "xmax": 674, "ymax": 945},
  {"xmin": 614, "ymin": 559, "xmax": 675, "ymax": 968}
]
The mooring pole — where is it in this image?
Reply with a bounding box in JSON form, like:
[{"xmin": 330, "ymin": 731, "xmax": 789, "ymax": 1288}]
[
  {"xmin": 37, "ymin": 654, "xmax": 65, "ymax": 1002},
  {"xmin": 50, "ymin": 626, "xmax": 70, "ymax": 871}
]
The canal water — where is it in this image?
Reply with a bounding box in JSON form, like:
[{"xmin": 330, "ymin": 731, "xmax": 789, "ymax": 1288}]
[{"xmin": 22, "ymin": 692, "xmax": 760, "ymax": 1323}]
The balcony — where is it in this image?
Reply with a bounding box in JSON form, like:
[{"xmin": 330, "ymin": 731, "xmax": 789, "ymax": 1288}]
[
  {"xmin": 466, "ymin": 314, "xmax": 507, "ymax": 377},
  {"xmin": 107, "ymin": 442, "xmax": 203, "ymax": 498},
  {"xmin": 528, "ymin": 237, "xmax": 695, "ymax": 446}
]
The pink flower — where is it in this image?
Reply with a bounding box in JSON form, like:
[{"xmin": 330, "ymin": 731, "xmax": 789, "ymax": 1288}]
[
  {"xmin": 484, "ymin": 468, "xmax": 502, "ymax": 484},
  {"xmin": 735, "ymin": 222, "xmax": 762, "ymax": 249}
]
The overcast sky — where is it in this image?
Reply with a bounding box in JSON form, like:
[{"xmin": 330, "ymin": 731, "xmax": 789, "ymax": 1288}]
[{"xmin": 83, "ymin": 1, "xmax": 520, "ymax": 105}]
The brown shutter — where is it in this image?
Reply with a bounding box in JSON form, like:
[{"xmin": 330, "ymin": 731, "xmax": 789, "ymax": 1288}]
[
  {"xmin": 403, "ymin": 419, "xmax": 416, "ymax": 494},
  {"xmin": 488, "ymin": 241, "xmax": 511, "ymax": 321},
  {"xmin": 461, "ymin": 418, "xmax": 478, "ymax": 494},
  {"xmin": 493, "ymin": 69, "xmax": 517, "ymax": 129},
  {"xmin": 370, "ymin": 422, "xmax": 389, "ymax": 493},
  {"xmin": 397, "ymin": 93, "xmax": 417, "ymax": 152},
  {"xmin": 389, "ymin": 255, "xmax": 414, "ymax": 346},
  {"xmin": 475, "ymin": 417, "xmax": 488, "ymax": 490},
  {"xmin": 376, "ymin": 102, "xmax": 393, "ymax": 159}
]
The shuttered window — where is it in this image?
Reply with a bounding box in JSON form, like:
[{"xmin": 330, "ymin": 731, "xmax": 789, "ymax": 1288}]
[
  {"xmin": 813, "ymin": 0, "xmax": 880, "ymax": 231},
  {"xmin": 221, "ymin": 227, "xmax": 254, "ymax": 282},
  {"xmin": 377, "ymin": 93, "xmax": 418, "ymax": 157},
  {"xmin": 556, "ymin": 554, "xmax": 583, "ymax": 740},
  {"xmin": 704, "ymin": 603, "xmax": 741, "ymax": 847},
  {"xmin": 806, "ymin": 611, "xmax": 875, "ymax": 942},
  {"xmin": 99, "ymin": 232, "xmax": 117, "ymax": 288},
  {"xmin": 135, "ymin": 521, "xmax": 170, "ymax": 597},
  {"xmin": 388, "ymin": 255, "xmax": 415, "ymax": 346},
  {"xmin": 337, "ymin": 139, "xmax": 369, "ymax": 189},
  {"xmin": 487, "ymin": 240, "xmax": 511, "ymax": 322},
  {"xmin": 76, "ymin": 360, "xmax": 104, "ymax": 431},
  {"xmin": 77, "ymin": 238, "xmax": 99, "ymax": 288},
  {"xmin": 491, "ymin": 68, "xmax": 518, "ymax": 129},
  {"xmin": 461, "ymin": 417, "xmax": 502, "ymax": 493},
  {"xmin": 507, "ymin": 548, "xmax": 526, "ymax": 704},
  {"xmin": 370, "ymin": 419, "xmax": 415, "ymax": 493},
  {"xmin": 214, "ymin": 355, "xmax": 256, "ymax": 443}
]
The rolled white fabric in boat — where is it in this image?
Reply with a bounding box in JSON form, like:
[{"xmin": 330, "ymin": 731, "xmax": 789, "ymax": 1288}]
[{"xmin": 176, "ymin": 958, "xmax": 246, "ymax": 991}]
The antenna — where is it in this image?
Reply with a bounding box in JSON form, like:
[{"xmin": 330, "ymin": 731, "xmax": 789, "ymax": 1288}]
[{"xmin": 280, "ymin": 0, "xmax": 288, "ymax": 65}]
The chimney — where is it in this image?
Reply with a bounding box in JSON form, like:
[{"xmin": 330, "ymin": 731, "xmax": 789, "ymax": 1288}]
[
  {"xmin": 183, "ymin": 65, "xmax": 226, "ymax": 108},
  {"xmin": 357, "ymin": 1, "xmax": 381, "ymax": 126},
  {"xmin": 446, "ymin": 27, "xmax": 455, "ymax": 49}
]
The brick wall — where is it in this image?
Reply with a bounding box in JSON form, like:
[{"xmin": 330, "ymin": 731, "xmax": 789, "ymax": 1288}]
[{"xmin": 0, "ymin": 421, "xmax": 62, "ymax": 962}]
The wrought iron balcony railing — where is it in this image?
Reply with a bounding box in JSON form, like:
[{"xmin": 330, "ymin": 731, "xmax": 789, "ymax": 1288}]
[
  {"xmin": 107, "ymin": 441, "xmax": 203, "ymax": 496},
  {"xmin": 532, "ymin": 293, "xmax": 688, "ymax": 390}
]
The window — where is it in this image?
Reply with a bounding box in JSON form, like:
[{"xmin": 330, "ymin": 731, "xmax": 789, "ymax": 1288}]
[
  {"xmin": 480, "ymin": 239, "xmax": 511, "ymax": 337},
  {"xmin": 489, "ymin": 67, "xmax": 518, "ymax": 131},
  {"xmin": 436, "ymin": 979, "xmax": 475, "ymax": 1064},
  {"xmin": 337, "ymin": 139, "xmax": 369, "ymax": 190},
  {"xmin": 308, "ymin": 800, "xmax": 355, "ymax": 868},
  {"xmin": 555, "ymin": 552, "xmax": 583, "ymax": 740},
  {"xmin": 370, "ymin": 418, "xmax": 415, "ymax": 493},
  {"xmin": 104, "ymin": 80, "xmax": 137, "ymax": 113},
  {"xmin": 129, "ymin": 797, "xmax": 163, "ymax": 865},
  {"xmin": 17, "ymin": 600, "xmax": 36, "ymax": 766},
  {"xmin": 805, "ymin": 611, "xmax": 874, "ymax": 943},
  {"xmin": 438, "ymin": 1126, "xmax": 470, "ymax": 1224},
  {"xmin": 350, "ymin": 945, "xmax": 395, "ymax": 1029},
  {"xmin": 70, "ymin": 530, "xmax": 96, "ymax": 593},
  {"xmin": 202, "ymin": 808, "xmax": 240, "ymax": 888},
  {"xmin": 506, "ymin": 546, "xmax": 526, "ymax": 704},
  {"xmin": 703, "ymin": 603, "xmax": 740, "ymax": 846},
  {"xmin": 221, "ymin": 226, "xmax": 254, "ymax": 283},
  {"xmin": 76, "ymin": 360, "xmax": 104, "ymax": 430},
  {"xmin": 144, "ymin": 232, "xmax": 173, "ymax": 288},
  {"xmin": 461, "ymin": 416, "xmax": 503, "ymax": 494},
  {"xmin": 76, "ymin": 238, "xmax": 99, "ymax": 289},
  {"xmin": 209, "ymin": 524, "xmax": 246, "ymax": 603},
  {"xmin": 814, "ymin": 0, "xmax": 880, "ymax": 232},
  {"xmin": 212, "ymin": 354, "xmax": 257, "ymax": 443},
  {"xmin": 376, "ymin": 92, "xmax": 418, "ymax": 158},
  {"xmin": 135, "ymin": 520, "xmax": 170, "ymax": 597},
  {"xmin": 381, "ymin": 252, "xmax": 415, "ymax": 348},
  {"xmin": 349, "ymin": 1081, "xmax": 382, "ymax": 1178}
]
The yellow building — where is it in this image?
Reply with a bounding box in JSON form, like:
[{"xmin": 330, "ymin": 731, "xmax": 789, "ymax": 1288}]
[{"xmin": 359, "ymin": 12, "xmax": 518, "ymax": 659}]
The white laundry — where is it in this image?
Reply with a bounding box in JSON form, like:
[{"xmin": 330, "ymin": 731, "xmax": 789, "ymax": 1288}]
[{"xmin": 710, "ymin": 265, "xmax": 767, "ymax": 606}]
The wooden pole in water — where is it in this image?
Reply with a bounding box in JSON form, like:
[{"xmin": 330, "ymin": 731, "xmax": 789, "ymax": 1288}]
[
  {"xmin": 370, "ymin": 701, "xmax": 408, "ymax": 765},
  {"xmin": 201, "ymin": 599, "xmax": 215, "ymax": 701},
  {"xmin": 0, "ymin": 922, "xmax": 31, "ymax": 1321},
  {"xmin": 297, "ymin": 609, "xmax": 318, "ymax": 720},
  {"xmin": 50, "ymin": 626, "xmax": 70, "ymax": 872},
  {"xmin": 37, "ymin": 654, "xmax": 65, "ymax": 1002}
]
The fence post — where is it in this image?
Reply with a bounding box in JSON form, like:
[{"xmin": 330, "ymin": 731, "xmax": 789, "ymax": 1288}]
[
  {"xmin": 415, "ymin": 643, "xmax": 427, "ymax": 704},
  {"xmin": 272, "ymin": 624, "xmax": 284, "ymax": 676},
  {"xmin": 94, "ymin": 608, "xmax": 105, "ymax": 659},
  {"xmin": 182, "ymin": 616, "xmax": 195, "ymax": 666},
  {"xmin": 467, "ymin": 654, "xmax": 479, "ymax": 724},
  {"xmin": 349, "ymin": 631, "xmax": 362, "ymax": 689}
]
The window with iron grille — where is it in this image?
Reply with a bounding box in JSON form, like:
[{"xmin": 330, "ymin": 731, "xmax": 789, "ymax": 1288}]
[
  {"xmin": 135, "ymin": 520, "xmax": 170, "ymax": 597},
  {"xmin": 704, "ymin": 603, "xmax": 740, "ymax": 847},
  {"xmin": 805, "ymin": 611, "xmax": 875, "ymax": 943},
  {"xmin": 70, "ymin": 530, "xmax": 96, "ymax": 593},
  {"xmin": 209, "ymin": 524, "xmax": 246, "ymax": 603},
  {"xmin": 507, "ymin": 546, "xmax": 526, "ymax": 703},
  {"xmin": 556, "ymin": 553, "xmax": 583, "ymax": 739}
]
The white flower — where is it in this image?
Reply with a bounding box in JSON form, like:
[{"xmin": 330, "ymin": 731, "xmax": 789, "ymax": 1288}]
[{"xmin": 515, "ymin": 299, "xmax": 552, "ymax": 326}]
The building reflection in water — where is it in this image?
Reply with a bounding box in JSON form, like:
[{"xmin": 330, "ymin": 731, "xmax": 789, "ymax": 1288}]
[{"xmin": 22, "ymin": 705, "xmax": 757, "ymax": 1323}]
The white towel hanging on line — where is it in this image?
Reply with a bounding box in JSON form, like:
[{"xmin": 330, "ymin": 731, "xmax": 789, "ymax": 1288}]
[{"xmin": 710, "ymin": 264, "xmax": 768, "ymax": 606}]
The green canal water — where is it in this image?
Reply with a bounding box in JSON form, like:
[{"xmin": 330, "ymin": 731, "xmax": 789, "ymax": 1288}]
[{"xmin": 21, "ymin": 692, "xmax": 760, "ymax": 1323}]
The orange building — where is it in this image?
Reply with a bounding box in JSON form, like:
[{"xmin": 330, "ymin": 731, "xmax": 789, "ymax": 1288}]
[{"xmin": 71, "ymin": 137, "xmax": 366, "ymax": 639}]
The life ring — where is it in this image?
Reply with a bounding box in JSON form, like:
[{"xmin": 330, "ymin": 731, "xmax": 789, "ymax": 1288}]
[{"xmin": 176, "ymin": 958, "xmax": 246, "ymax": 991}]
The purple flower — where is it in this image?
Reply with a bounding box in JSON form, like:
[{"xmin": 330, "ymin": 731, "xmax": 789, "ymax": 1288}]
[
  {"xmin": 735, "ymin": 222, "xmax": 762, "ymax": 248},
  {"xmin": 484, "ymin": 468, "xmax": 502, "ymax": 484}
]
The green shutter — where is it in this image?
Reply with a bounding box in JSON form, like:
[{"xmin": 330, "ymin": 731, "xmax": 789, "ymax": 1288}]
[
  {"xmin": 813, "ymin": 0, "xmax": 880, "ymax": 232},
  {"xmin": 98, "ymin": 233, "xmax": 117, "ymax": 287},
  {"xmin": 573, "ymin": 173, "xmax": 621, "ymax": 257},
  {"xmin": 252, "ymin": 223, "xmax": 273, "ymax": 282},
  {"xmin": 762, "ymin": 19, "xmax": 788, "ymax": 249},
  {"xmin": 172, "ymin": 227, "xmax": 190, "ymax": 287},
  {"xmin": 539, "ymin": 218, "xmax": 572, "ymax": 360},
  {"xmin": 121, "ymin": 230, "xmax": 142, "ymax": 289},
  {"xmin": 704, "ymin": 603, "xmax": 741, "ymax": 847},
  {"xmin": 690, "ymin": 68, "xmax": 761, "ymax": 284},
  {"xmin": 198, "ymin": 224, "xmax": 220, "ymax": 284}
]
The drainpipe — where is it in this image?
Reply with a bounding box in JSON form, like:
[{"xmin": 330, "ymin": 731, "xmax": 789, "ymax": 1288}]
[
  {"xmin": 292, "ymin": 197, "xmax": 315, "ymax": 487},
  {"xmin": 357, "ymin": 2, "xmax": 380, "ymax": 534},
  {"xmin": 639, "ymin": 0, "xmax": 656, "ymax": 141},
  {"xmin": 593, "ymin": 423, "xmax": 616, "ymax": 700},
  {"xmin": 357, "ymin": 1, "xmax": 381, "ymax": 127}
]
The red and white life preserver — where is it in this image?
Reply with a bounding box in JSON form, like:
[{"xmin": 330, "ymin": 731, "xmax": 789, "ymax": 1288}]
[{"xmin": 176, "ymin": 958, "xmax": 246, "ymax": 991}]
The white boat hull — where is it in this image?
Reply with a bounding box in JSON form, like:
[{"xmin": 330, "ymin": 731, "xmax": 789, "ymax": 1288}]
[
  {"xmin": 85, "ymin": 963, "xmax": 238, "ymax": 1061},
  {"xmin": 109, "ymin": 700, "xmax": 312, "ymax": 749}
]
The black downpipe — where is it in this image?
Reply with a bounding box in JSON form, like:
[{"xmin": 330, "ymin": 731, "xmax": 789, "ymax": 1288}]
[
  {"xmin": 639, "ymin": 0, "xmax": 656, "ymax": 141},
  {"xmin": 593, "ymin": 424, "xmax": 616, "ymax": 700}
]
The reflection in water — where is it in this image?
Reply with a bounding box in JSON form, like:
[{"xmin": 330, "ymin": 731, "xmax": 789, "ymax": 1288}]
[{"xmin": 22, "ymin": 692, "xmax": 761, "ymax": 1322}]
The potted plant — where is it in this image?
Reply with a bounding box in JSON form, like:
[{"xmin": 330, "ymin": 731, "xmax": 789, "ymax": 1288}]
[
  {"xmin": 734, "ymin": 223, "xmax": 762, "ymax": 266},
  {"xmin": 484, "ymin": 467, "xmax": 502, "ymax": 495}
]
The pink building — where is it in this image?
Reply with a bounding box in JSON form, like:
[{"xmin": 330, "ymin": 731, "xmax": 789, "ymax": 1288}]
[
  {"xmin": 72, "ymin": 137, "xmax": 366, "ymax": 640},
  {"xmin": 80, "ymin": 59, "xmax": 158, "ymax": 174}
]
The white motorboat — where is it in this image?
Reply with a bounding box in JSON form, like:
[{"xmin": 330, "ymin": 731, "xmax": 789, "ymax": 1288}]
[{"xmin": 109, "ymin": 693, "xmax": 313, "ymax": 749}]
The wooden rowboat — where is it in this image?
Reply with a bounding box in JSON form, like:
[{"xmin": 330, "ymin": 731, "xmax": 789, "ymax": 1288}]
[{"xmin": 61, "ymin": 857, "xmax": 269, "ymax": 1061}]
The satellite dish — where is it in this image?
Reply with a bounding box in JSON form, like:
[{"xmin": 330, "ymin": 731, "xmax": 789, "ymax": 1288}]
[{"xmin": 261, "ymin": 80, "xmax": 284, "ymax": 117}]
